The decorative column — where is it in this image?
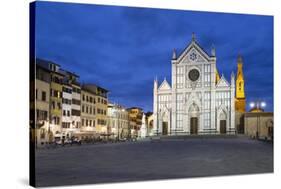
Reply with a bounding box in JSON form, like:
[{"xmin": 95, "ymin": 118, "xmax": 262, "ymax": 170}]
[
  {"xmin": 210, "ymin": 58, "xmax": 217, "ymax": 132},
  {"xmin": 171, "ymin": 53, "xmax": 177, "ymax": 135},
  {"xmin": 153, "ymin": 78, "xmax": 158, "ymax": 135},
  {"xmin": 183, "ymin": 100, "xmax": 188, "ymax": 134},
  {"xmin": 230, "ymin": 72, "xmax": 236, "ymax": 134}
]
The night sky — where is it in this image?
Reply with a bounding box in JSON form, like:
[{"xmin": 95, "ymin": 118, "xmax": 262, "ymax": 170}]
[{"xmin": 35, "ymin": 1, "xmax": 273, "ymax": 112}]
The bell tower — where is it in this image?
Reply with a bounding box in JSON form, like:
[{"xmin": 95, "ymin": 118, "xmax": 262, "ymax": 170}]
[{"xmin": 235, "ymin": 55, "xmax": 246, "ymax": 112}]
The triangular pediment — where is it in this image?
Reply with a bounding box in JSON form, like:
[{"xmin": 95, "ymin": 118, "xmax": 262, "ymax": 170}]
[
  {"xmin": 158, "ymin": 79, "xmax": 171, "ymax": 91},
  {"xmin": 216, "ymin": 75, "xmax": 230, "ymax": 87},
  {"xmin": 176, "ymin": 41, "xmax": 211, "ymax": 64}
]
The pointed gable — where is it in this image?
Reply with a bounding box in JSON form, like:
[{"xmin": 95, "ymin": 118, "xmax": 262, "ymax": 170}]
[
  {"xmin": 176, "ymin": 39, "xmax": 212, "ymax": 64},
  {"xmin": 216, "ymin": 75, "xmax": 230, "ymax": 88},
  {"xmin": 158, "ymin": 79, "xmax": 171, "ymax": 91}
]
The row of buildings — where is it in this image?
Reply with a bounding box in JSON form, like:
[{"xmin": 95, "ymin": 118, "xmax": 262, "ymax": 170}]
[
  {"xmin": 31, "ymin": 34, "xmax": 274, "ymax": 147},
  {"xmin": 31, "ymin": 59, "xmax": 147, "ymax": 147}
]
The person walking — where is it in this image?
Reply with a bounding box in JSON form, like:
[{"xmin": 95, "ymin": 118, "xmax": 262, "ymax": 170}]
[{"xmin": 62, "ymin": 137, "xmax": 65, "ymax": 147}]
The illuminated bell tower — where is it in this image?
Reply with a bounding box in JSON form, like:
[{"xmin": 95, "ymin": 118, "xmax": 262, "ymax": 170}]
[{"xmin": 235, "ymin": 55, "xmax": 246, "ymax": 112}]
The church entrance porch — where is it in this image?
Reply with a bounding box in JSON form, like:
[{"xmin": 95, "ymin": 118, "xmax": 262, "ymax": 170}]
[
  {"xmin": 190, "ymin": 117, "xmax": 198, "ymax": 135},
  {"xmin": 220, "ymin": 120, "xmax": 227, "ymax": 134},
  {"xmin": 162, "ymin": 122, "xmax": 168, "ymax": 135}
]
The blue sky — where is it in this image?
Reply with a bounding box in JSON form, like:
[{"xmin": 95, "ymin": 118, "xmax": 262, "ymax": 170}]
[{"xmin": 35, "ymin": 1, "xmax": 273, "ymax": 112}]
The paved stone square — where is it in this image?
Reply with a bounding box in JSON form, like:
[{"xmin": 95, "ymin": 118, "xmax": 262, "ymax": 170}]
[{"xmin": 35, "ymin": 137, "xmax": 273, "ymax": 187}]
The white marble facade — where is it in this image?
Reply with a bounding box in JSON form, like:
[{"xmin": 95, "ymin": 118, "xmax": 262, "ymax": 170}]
[{"xmin": 152, "ymin": 35, "xmax": 236, "ymax": 136}]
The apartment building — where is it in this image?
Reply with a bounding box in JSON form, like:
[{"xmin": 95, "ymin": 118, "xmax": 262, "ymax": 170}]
[
  {"xmin": 107, "ymin": 103, "xmax": 129, "ymax": 140},
  {"xmin": 34, "ymin": 63, "xmax": 51, "ymax": 146},
  {"xmin": 80, "ymin": 86, "xmax": 96, "ymax": 139},
  {"xmin": 82, "ymin": 84, "xmax": 108, "ymax": 135}
]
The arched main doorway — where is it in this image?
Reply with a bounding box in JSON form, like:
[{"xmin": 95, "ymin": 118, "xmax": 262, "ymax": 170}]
[
  {"xmin": 162, "ymin": 121, "xmax": 168, "ymax": 135},
  {"xmin": 190, "ymin": 117, "xmax": 198, "ymax": 134},
  {"xmin": 189, "ymin": 103, "xmax": 199, "ymax": 135}
]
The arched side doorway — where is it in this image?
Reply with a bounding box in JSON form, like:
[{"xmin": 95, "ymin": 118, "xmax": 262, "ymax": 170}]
[
  {"xmin": 188, "ymin": 103, "xmax": 200, "ymax": 135},
  {"xmin": 219, "ymin": 110, "xmax": 227, "ymax": 134},
  {"xmin": 158, "ymin": 109, "xmax": 171, "ymax": 136}
]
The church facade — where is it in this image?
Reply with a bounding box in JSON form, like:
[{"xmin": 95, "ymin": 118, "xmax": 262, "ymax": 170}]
[{"xmin": 152, "ymin": 34, "xmax": 237, "ymax": 136}]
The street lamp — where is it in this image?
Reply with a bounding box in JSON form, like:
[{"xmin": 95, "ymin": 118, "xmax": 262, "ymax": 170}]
[
  {"xmin": 249, "ymin": 100, "xmax": 266, "ymax": 140},
  {"xmin": 261, "ymin": 102, "xmax": 266, "ymax": 108},
  {"xmin": 249, "ymin": 100, "xmax": 266, "ymax": 112},
  {"xmin": 249, "ymin": 102, "xmax": 255, "ymax": 108}
]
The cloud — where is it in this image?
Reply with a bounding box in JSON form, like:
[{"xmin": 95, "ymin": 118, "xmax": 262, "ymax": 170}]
[{"xmin": 35, "ymin": 2, "xmax": 273, "ymax": 112}]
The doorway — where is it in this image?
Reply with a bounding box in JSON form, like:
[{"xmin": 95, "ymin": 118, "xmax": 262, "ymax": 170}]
[
  {"xmin": 220, "ymin": 120, "xmax": 226, "ymax": 134},
  {"xmin": 162, "ymin": 122, "xmax": 168, "ymax": 135},
  {"xmin": 190, "ymin": 117, "xmax": 198, "ymax": 135}
]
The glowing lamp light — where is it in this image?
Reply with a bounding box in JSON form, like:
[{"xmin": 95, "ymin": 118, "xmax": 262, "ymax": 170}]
[
  {"xmin": 261, "ymin": 102, "xmax": 266, "ymax": 108},
  {"xmin": 249, "ymin": 102, "xmax": 255, "ymax": 108}
]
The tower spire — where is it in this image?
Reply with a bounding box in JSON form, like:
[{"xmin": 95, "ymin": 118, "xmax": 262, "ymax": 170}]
[
  {"xmin": 215, "ymin": 67, "xmax": 220, "ymax": 84},
  {"xmin": 237, "ymin": 53, "xmax": 243, "ymax": 64},
  {"xmin": 235, "ymin": 54, "xmax": 246, "ymax": 112},
  {"xmin": 154, "ymin": 76, "xmax": 158, "ymax": 91},
  {"xmin": 154, "ymin": 76, "xmax": 158, "ymax": 83},
  {"xmin": 172, "ymin": 49, "xmax": 177, "ymax": 60},
  {"xmin": 237, "ymin": 54, "xmax": 244, "ymax": 79},
  {"xmin": 192, "ymin": 32, "xmax": 196, "ymax": 42},
  {"xmin": 231, "ymin": 71, "xmax": 235, "ymax": 87},
  {"xmin": 211, "ymin": 44, "xmax": 216, "ymax": 56}
]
